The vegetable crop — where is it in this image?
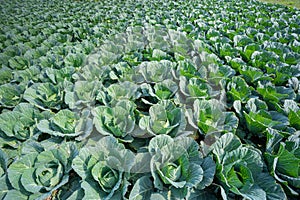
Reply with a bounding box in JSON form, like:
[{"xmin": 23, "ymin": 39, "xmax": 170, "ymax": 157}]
[{"xmin": 0, "ymin": 0, "xmax": 299, "ymax": 199}]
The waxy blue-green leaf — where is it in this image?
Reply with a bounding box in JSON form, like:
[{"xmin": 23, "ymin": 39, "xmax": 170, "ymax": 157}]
[
  {"xmin": 244, "ymin": 111, "xmax": 281, "ymax": 134},
  {"xmin": 265, "ymin": 134, "xmax": 300, "ymax": 195},
  {"xmin": 289, "ymin": 110, "xmax": 300, "ymax": 130}
]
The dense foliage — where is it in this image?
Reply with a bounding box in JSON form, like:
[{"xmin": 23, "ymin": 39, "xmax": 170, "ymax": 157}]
[{"xmin": 0, "ymin": 0, "xmax": 299, "ymax": 199}]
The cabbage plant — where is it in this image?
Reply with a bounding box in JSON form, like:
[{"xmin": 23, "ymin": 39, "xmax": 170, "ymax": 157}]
[
  {"xmin": 72, "ymin": 136, "xmax": 135, "ymax": 199},
  {"xmin": 37, "ymin": 109, "xmax": 92, "ymax": 140},
  {"xmin": 209, "ymin": 133, "xmax": 286, "ymax": 200},
  {"xmin": 265, "ymin": 132, "xmax": 300, "ymax": 195},
  {"xmin": 97, "ymin": 81, "xmax": 140, "ymax": 106},
  {"xmin": 92, "ymin": 100, "xmax": 136, "ymax": 141},
  {"xmin": 0, "ymin": 83, "xmax": 25, "ymax": 108},
  {"xmin": 227, "ymin": 76, "xmax": 253, "ymax": 103},
  {"xmin": 129, "ymin": 135, "xmax": 216, "ymax": 198},
  {"xmin": 186, "ymin": 99, "xmax": 239, "ymax": 135},
  {"xmin": 65, "ymin": 80, "xmax": 100, "ymax": 110},
  {"xmin": 139, "ymin": 100, "xmax": 186, "ymax": 137},
  {"xmin": 136, "ymin": 60, "xmax": 176, "ymax": 83},
  {"xmin": 0, "ymin": 103, "xmax": 44, "ymax": 146},
  {"xmin": 7, "ymin": 142, "xmax": 77, "ymax": 200},
  {"xmin": 23, "ymin": 82, "xmax": 64, "ymax": 110},
  {"xmin": 179, "ymin": 76, "xmax": 211, "ymax": 103},
  {"xmin": 153, "ymin": 79, "xmax": 178, "ymax": 100}
]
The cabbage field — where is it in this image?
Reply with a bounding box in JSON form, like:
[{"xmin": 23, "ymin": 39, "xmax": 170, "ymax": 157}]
[{"xmin": 0, "ymin": 0, "xmax": 300, "ymax": 199}]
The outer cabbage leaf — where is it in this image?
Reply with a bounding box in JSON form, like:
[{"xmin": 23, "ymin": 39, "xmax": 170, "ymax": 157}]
[
  {"xmin": 0, "ymin": 149, "xmax": 10, "ymax": 200},
  {"xmin": 129, "ymin": 176, "xmax": 158, "ymax": 200},
  {"xmin": 289, "ymin": 110, "xmax": 300, "ymax": 130},
  {"xmin": 129, "ymin": 175, "xmax": 216, "ymax": 200},
  {"xmin": 244, "ymin": 111, "xmax": 281, "ymax": 134},
  {"xmin": 245, "ymin": 98, "xmax": 268, "ymax": 113},
  {"xmin": 56, "ymin": 176, "xmax": 84, "ymax": 200},
  {"xmin": 129, "ymin": 176, "xmax": 192, "ymax": 200}
]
